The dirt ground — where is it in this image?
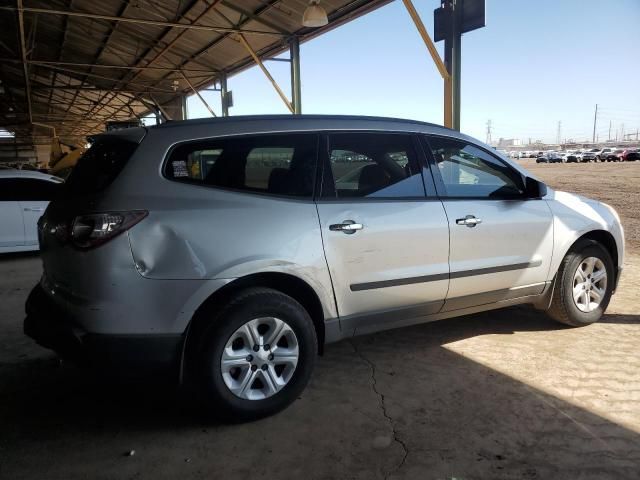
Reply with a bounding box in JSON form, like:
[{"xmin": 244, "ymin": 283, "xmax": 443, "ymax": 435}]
[{"xmin": 1, "ymin": 161, "xmax": 639, "ymax": 479}]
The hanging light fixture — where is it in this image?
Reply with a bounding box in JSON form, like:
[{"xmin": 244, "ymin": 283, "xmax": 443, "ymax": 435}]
[{"xmin": 302, "ymin": 1, "xmax": 328, "ymax": 27}]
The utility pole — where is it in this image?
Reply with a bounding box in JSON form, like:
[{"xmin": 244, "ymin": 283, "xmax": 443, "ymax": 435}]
[
  {"xmin": 608, "ymin": 120, "xmax": 612, "ymax": 141},
  {"xmin": 485, "ymin": 119, "xmax": 492, "ymax": 144},
  {"xmin": 592, "ymin": 104, "xmax": 598, "ymax": 143},
  {"xmin": 557, "ymin": 121, "xmax": 562, "ymax": 145}
]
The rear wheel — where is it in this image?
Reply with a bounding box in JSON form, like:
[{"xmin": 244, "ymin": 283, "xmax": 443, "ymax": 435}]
[
  {"xmin": 195, "ymin": 288, "xmax": 317, "ymax": 421},
  {"xmin": 547, "ymin": 240, "xmax": 614, "ymax": 326}
]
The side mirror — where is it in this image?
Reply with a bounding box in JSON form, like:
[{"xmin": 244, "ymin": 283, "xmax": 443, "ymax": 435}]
[{"xmin": 525, "ymin": 177, "xmax": 547, "ymax": 199}]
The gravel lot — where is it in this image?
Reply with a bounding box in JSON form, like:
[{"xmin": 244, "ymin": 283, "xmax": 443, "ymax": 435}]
[{"xmin": 1, "ymin": 161, "xmax": 639, "ymax": 480}]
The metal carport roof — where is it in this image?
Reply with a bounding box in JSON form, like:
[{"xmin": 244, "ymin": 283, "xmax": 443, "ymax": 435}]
[{"xmin": 0, "ymin": 0, "xmax": 392, "ymax": 145}]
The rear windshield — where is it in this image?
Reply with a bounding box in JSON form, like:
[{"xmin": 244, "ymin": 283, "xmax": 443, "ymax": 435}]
[{"xmin": 63, "ymin": 137, "xmax": 138, "ymax": 195}]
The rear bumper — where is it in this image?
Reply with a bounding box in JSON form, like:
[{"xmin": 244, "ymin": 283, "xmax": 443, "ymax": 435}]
[{"xmin": 25, "ymin": 284, "xmax": 182, "ymax": 374}]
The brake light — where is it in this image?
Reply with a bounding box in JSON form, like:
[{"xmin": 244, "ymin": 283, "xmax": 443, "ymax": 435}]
[{"xmin": 70, "ymin": 211, "xmax": 148, "ymax": 249}]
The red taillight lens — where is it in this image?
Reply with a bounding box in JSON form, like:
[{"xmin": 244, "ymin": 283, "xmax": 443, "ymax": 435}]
[{"xmin": 70, "ymin": 210, "xmax": 148, "ymax": 250}]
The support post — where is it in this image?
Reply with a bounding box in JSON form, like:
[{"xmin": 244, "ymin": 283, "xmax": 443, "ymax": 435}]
[
  {"xmin": 401, "ymin": 0, "xmax": 451, "ymax": 128},
  {"xmin": 220, "ymin": 72, "xmax": 229, "ymax": 117},
  {"xmin": 181, "ymin": 95, "xmax": 188, "ymax": 120},
  {"xmin": 290, "ymin": 36, "xmax": 302, "ymax": 114},
  {"xmin": 443, "ymin": 0, "xmax": 461, "ymax": 131},
  {"xmin": 238, "ymin": 34, "xmax": 294, "ymax": 113},
  {"xmin": 181, "ymin": 71, "xmax": 216, "ymax": 117}
]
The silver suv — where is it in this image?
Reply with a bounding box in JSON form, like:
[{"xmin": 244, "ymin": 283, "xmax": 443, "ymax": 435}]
[{"xmin": 25, "ymin": 115, "xmax": 624, "ymax": 420}]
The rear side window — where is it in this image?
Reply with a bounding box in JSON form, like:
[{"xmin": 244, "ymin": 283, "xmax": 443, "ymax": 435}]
[
  {"xmin": 165, "ymin": 134, "xmax": 318, "ymax": 198},
  {"xmin": 64, "ymin": 138, "xmax": 138, "ymax": 195},
  {"xmin": 323, "ymin": 132, "xmax": 425, "ymax": 199}
]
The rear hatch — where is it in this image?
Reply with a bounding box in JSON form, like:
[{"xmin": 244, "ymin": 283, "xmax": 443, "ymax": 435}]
[{"xmin": 39, "ymin": 129, "xmax": 146, "ymax": 298}]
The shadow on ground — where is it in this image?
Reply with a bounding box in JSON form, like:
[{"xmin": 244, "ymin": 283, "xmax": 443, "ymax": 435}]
[{"xmin": 1, "ymin": 307, "xmax": 639, "ymax": 480}]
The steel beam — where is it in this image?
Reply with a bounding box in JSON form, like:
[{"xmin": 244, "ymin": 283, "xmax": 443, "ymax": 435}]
[
  {"xmin": 290, "ymin": 36, "xmax": 302, "ymax": 115},
  {"xmin": 181, "ymin": 71, "xmax": 216, "ymax": 117},
  {"xmin": 401, "ymin": 0, "xmax": 452, "ymax": 129},
  {"xmin": 3, "ymin": 6, "xmax": 287, "ymax": 37},
  {"xmin": 16, "ymin": 0, "xmax": 32, "ymax": 124},
  {"xmin": 238, "ymin": 34, "xmax": 293, "ymax": 114}
]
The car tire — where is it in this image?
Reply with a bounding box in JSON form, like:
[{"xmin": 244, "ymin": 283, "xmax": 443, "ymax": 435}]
[
  {"xmin": 547, "ymin": 239, "xmax": 615, "ymax": 327},
  {"xmin": 194, "ymin": 287, "xmax": 317, "ymax": 421}
]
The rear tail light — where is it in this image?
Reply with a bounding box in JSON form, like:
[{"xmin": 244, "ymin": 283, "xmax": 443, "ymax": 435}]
[{"xmin": 70, "ymin": 210, "xmax": 148, "ymax": 250}]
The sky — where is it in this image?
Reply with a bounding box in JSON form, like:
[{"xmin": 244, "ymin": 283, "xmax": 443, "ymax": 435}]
[{"xmin": 185, "ymin": 0, "xmax": 640, "ymax": 145}]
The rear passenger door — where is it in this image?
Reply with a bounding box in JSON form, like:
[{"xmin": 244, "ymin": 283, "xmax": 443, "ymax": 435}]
[
  {"xmin": 423, "ymin": 135, "xmax": 553, "ymax": 311},
  {"xmin": 316, "ymin": 132, "xmax": 450, "ymax": 333}
]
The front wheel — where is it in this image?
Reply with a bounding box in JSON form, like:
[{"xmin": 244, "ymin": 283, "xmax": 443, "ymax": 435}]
[
  {"xmin": 195, "ymin": 288, "xmax": 317, "ymax": 421},
  {"xmin": 547, "ymin": 240, "xmax": 614, "ymax": 326}
]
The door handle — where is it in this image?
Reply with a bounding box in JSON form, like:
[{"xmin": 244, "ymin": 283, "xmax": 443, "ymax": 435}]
[
  {"xmin": 456, "ymin": 215, "xmax": 482, "ymax": 227},
  {"xmin": 329, "ymin": 220, "xmax": 363, "ymax": 234},
  {"xmin": 24, "ymin": 207, "xmax": 45, "ymax": 212}
]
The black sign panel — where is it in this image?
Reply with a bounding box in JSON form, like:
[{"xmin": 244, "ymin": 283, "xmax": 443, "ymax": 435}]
[{"xmin": 434, "ymin": 0, "xmax": 485, "ymax": 42}]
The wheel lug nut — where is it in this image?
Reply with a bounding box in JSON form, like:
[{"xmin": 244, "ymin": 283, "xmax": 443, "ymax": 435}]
[
  {"xmin": 253, "ymin": 345, "xmax": 259, "ymax": 352},
  {"xmin": 251, "ymin": 364, "xmax": 257, "ymax": 371},
  {"xmin": 264, "ymin": 344, "xmax": 270, "ymax": 351},
  {"xmin": 261, "ymin": 364, "xmax": 268, "ymax": 371},
  {"xmin": 268, "ymin": 354, "xmax": 274, "ymax": 361},
  {"xmin": 246, "ymin": 355, "xmax": 253, "ymax": 362}
]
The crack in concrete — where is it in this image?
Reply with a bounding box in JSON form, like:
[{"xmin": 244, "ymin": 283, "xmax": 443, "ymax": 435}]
[{"xmin": 350, "ymin": 340, "xmax": 409, "ymax": 479}]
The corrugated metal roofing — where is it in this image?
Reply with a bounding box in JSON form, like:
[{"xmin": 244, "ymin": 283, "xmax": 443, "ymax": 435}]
[{"xmin": 0, "ymin": 0, "xmax": 391, "ymax": 144}]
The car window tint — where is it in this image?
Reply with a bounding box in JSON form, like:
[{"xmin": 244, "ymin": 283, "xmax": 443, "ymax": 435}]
[
  {"xmin": 325, "ymin": 133, "xmax": 425, "ymax": 199},
  {"xmin": 166, "ymin": 134, "xmax": 317, "ymax": 198},
  {"xmin": 64, "ymin": 137, "xmax": 138, "ymax": 195},
  {"xmin": 0, "ymin": 178, "xmax": 60, "ymax": 201},
  {"xmin": 427, "ymin": 136, "xmax": 524, "ymax": 198}
]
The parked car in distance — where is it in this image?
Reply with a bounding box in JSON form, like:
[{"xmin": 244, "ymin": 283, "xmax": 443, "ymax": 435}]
[
  {"xmin": 536, "ymin": 154, "xmax": 549, "ymax": 163},
  {"xmin": 566, "ymin": 151, "xmax": 581, "ymax": 163},
  {"xmin": 581, "ymin": 151, "xmax": 597, "ymax": 162},
  {"xmin": 24, "ymin": 115, "xmax": 625, "ymax": 420},
  {"xmin": 597, "ymin": 147, "xmax": 615, "ymax": 162},
  {"xmin": 0, "ymin": 170, "xmax": 63, "ymax": 253},
  {"xmin": 606, "ymin": 149, "xmax": 625, "ymax": 162},
  {"xmin": 622, "ymin": 149, "xmax": 640, "ymax": 161},
  {"xmin": 545, "ymin": 151, "xmax": 564, "ymax": 163}
]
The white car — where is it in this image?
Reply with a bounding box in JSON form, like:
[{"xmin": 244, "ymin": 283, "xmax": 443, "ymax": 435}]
[{"xmin": 0, "ymin": 170, "xmax": 63, "ymax": 253}]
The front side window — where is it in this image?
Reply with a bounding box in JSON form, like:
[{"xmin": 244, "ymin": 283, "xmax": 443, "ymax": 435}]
[
  {"xmin": 324, "ymin": 133, "xmax": 425, "ymax": 199},
  {"xmin": 426, "ymin": 136, "xmax": 524, "ymax": 198},
  {"xmin": 165, "ymin": 134, "xmax": 317, "ymax": 198}
]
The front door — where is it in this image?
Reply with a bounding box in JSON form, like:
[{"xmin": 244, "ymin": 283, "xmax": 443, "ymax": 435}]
[
  {"xmin": 316, "ymin": 132, "xmax": 450, "ymax": 333},
  {"xmin": 423, "ymin": 135, "xmax": 554, "ymax": 311}
]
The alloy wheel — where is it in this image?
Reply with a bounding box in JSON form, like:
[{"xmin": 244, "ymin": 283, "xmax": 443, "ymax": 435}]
[
  {"xmin": 220, "ymin": 317, "xmax": 299, "ymax": 400},
  {"xmin": 572, "ymin": 256, "xmax": 607, "ymax": 313}
]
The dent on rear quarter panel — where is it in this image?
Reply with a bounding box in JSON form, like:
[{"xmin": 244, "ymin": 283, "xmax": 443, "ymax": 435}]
[
  {"xmin": 128, "ymin": 221, "xmax": 207, "ymax": 278},
  {"xmin": 125, "ymin": 192, "xmax": 338, "ymax": 320}
]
